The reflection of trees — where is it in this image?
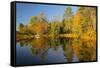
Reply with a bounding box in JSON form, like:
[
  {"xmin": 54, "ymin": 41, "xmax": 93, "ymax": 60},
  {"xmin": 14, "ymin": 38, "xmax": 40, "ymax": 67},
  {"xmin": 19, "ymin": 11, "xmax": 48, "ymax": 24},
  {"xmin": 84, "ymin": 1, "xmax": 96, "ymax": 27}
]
[
  {"xmin": 17, "ymin": 37, "xmax": 96, "ymax": 62},
  {"xmin": 49, "ymin": 38, "xmax": 61, "ymax": 51},
  {"xmin": 29, "ymin": 37, "xmax": 49, "ymax": 57},
  {"xmin": 60, "ymin": 38, "xmax": 96, "ymax": 62},
  {"xmin": 61, "ymin": 39, "xmax": 73, "ymax": 62},
  {"xmin": 72, "ymin": 39, "xmax": 96, "ymax": 62},
  {"xmin": 17, "ymin": 37, "xmax": 50, "ymax": 61}
]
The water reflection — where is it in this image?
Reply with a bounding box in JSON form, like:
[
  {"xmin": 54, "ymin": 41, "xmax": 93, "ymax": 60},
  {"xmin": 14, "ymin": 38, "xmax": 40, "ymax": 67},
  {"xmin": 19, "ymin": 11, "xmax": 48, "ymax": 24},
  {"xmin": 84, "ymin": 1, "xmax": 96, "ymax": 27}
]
[{"xmin": 16, "ymin": 37, "xmax": 96, "ymax": 65}]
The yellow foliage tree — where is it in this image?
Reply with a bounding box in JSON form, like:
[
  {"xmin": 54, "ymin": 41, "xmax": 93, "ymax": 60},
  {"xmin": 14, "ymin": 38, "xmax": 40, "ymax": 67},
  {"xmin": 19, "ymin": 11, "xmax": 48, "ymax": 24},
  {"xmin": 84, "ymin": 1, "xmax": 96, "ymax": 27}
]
[{"xmin": 72, "ymin": 11, "xmax": 81, "ymax": 35}]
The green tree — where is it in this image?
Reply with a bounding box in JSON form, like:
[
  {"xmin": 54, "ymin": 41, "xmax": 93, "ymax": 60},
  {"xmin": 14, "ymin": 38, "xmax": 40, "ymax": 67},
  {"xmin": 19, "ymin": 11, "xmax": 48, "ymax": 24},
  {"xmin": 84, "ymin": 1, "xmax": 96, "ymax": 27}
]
[
  {"xmin": 63, "ymin": 7, "xmax": 73, "ymax": 20},
  {"xmin": 18, "ymin": 23, "xmax": 24, "ymax": 32},
  {"xmin": 63, "ymin": 7, "xmax": 73, "ymax": 33},
  {"xmin": 49, "ymin": 22, "xmax": 60, "ymax": 38},
  {"xmin": 29, "ymin": 16, "xmax": 37, "ymax": 24},
  {"xmin": 28, "ymin": 16, "xmax": 37, "ymax": 33}
]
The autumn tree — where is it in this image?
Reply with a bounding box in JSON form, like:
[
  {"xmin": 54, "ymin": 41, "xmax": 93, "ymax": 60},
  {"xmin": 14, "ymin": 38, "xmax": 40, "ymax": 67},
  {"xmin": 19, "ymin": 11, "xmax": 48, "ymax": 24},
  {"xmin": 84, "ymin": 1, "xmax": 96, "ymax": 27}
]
[
  {"xmin": 78, "ymin": 7, "xmax": 96, "ymax": 40},
  {"xmin": 72, "ymin": 11, "xmax": 82, "ymax": 35},
  {"xmin": 27, "ymin": 12, "xmax": 49, "ymax": 35},
  {"xmin": 78, "ymin": 7, "xmax": 96, "ymax": 32}
]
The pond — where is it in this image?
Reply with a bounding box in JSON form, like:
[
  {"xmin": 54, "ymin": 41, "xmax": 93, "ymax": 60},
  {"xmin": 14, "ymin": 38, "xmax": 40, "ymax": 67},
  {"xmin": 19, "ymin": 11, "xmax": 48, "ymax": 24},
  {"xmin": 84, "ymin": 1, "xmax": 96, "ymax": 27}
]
[{"xmin": 16, "ymin": 37, "xmax": 96, "ymax": 65}]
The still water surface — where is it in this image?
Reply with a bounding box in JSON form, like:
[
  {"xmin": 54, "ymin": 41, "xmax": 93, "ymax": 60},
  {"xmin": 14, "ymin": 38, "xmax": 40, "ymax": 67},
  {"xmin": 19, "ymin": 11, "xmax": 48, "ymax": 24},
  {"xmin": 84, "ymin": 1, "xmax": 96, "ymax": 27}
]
[{"xmin": 16, "ymin": 37, "xmax": 96, "ymax": 65}]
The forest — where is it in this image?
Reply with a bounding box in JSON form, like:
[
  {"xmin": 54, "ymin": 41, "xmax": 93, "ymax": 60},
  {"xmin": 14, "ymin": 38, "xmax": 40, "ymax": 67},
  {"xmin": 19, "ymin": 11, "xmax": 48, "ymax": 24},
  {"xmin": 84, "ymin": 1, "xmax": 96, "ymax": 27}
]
[{"xmin": 16, "ymin": 6, "xmax": 96, "ymax": 42}]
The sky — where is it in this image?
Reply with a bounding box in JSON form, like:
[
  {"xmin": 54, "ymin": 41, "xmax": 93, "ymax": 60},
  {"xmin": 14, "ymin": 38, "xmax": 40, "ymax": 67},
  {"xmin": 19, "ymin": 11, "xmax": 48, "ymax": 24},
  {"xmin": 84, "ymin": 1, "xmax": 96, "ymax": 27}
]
[{"xmin": 16, "ymin": 3, "xmax": 78, "ymax": 27}]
